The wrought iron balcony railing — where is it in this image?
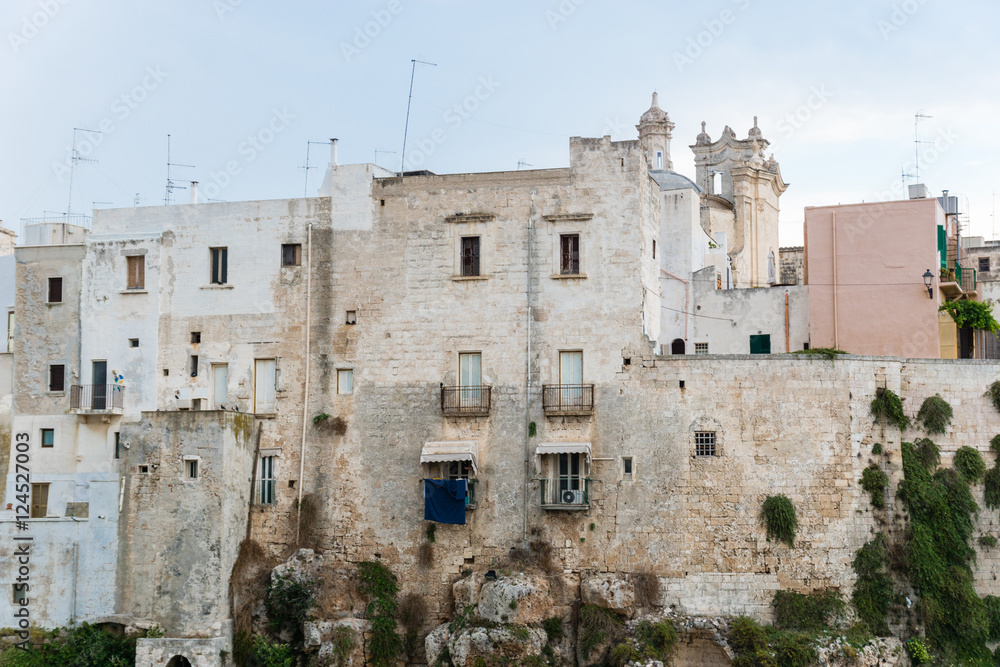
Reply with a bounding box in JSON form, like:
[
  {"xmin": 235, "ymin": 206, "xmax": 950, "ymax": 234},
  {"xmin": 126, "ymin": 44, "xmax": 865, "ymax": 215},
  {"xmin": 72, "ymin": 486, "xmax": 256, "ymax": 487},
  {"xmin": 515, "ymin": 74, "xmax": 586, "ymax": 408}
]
[
  {"xmin": 540, "ymin": 477, "xmax": 591, "ymax": 510},
  {"xmin": 542, "ymin": 384, "xmax": 594, "ymax": 415},
  {"xmin": 70, "ymin": 384, "xmax": 124, "ymax": 413},
  {"xmin": 440, "ymin": 385, "xmax": 491, "ymax": 417}
]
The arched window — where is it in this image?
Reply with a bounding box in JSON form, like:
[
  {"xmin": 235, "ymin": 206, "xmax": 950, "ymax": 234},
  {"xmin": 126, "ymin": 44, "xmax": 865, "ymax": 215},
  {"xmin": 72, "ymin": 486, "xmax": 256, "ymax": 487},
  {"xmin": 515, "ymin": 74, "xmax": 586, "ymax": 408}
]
[
  {"xmin": 671, "ymin": 339, "xmax": 685, "ymax": 355},
  {"xmin": 167, "ymin": 657, "xmax": 192, "ymax": 667}
]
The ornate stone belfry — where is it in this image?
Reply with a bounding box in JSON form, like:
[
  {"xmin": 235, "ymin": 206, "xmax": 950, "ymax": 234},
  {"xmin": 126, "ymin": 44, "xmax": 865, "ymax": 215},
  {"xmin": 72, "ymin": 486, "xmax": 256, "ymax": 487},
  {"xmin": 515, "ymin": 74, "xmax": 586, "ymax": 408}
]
[
  {"xmin": 637, "ymin": 92, "xmax": 675, "ymax": 171},
  {"xmin": 690, "ymin": 116, "xmax": 788, "ymax": 288}
]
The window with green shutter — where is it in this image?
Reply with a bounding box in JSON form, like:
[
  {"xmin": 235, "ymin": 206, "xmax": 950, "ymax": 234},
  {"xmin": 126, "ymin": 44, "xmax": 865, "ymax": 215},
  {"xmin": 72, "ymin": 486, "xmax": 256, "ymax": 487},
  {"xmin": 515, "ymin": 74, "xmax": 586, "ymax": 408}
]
[{"xmin": 750, "ymin": 334, "xmax": 771, "ymax": 354}]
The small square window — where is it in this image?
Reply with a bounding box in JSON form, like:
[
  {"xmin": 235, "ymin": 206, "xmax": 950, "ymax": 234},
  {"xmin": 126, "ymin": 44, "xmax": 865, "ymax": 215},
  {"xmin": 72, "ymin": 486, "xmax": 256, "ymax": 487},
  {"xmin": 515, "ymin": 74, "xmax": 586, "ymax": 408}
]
[
  {"xmin": 129, "ymin": 338, "xmax": 139, "ymax": 348},
  {"xmin": 346, "ymin": 310, "xmax": 357, "ymax": 325},
  {"xmin": 281, "ymin": 244, "xmax": 302, "ymax": 267},
  {"xmin": 622, "ymin": 456, "xmax": 633, "ymax": 479},
  {"xmin": 980, "ymin": 257, "xmax": 991, "ymax": 272},
  {"xmin": 694, "ymin": 343, "xmax": 709, "ymax": 355},
  {"xmin": 560, "ymin": 234, "xmax": 580, "ymax": 275},
  {"xmin": 138, "ymin": 464, "xmax": 149, "ymax": 474},
  {"xmin": 461, "ymin": 236, "xmax": 481, "ymax": 277},
  {"xmin": 48, "ymin": 364, "xmax": 65, "ymax": 392},
  {"xmin": 186, "ymin": 459, "xmax": 199, "ymax": 480},
  {"xmin": 41, "ymin": 429, "xmax": 54, "ymax": 448},
  {"xmin": 163, "ymin": 369, "xmax": 169, "ymax": 377},
  {"xmin": 13, "ymin": 584, "xmax": 26, "ymax": 605},
  {"xmin": 47, "ymin": 277, "xmax": 63, "ymax": 303},
  {"xmin": 695, "ymin": 432, "xmax": 717, "ymax": 457},
  {"xmin": 190, "ymin": 355, "xmax": 199, "ymax": 377},
  {"xmin": 337, "ymin": 369, "xmax": 354, "ymax": 395},
  {"xmin": 126, "ymin": 255, "xmax": 145, "ymax": 290},
  {"xmin": 191, "ymin": 331, "xmax": 201, "ymax": 344}
]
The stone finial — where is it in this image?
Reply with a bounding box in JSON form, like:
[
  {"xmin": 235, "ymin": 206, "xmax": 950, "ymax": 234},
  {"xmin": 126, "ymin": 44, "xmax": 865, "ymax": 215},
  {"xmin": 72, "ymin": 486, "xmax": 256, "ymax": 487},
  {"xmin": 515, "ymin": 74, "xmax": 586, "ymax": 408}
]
[
  {"xmin": 638, "ymin": 92, "xmax": 671, "ymax": 127},
  {"xmin": 651, "ymin": 92, "xmax": 660, "ymax": 109},
  {"xmin": 696, "ymin": 121, "xmax": 712, "ymax": 146},
  {"xmin": 748, "ymin": 115, "xmax": 763, "ymax": 141}
]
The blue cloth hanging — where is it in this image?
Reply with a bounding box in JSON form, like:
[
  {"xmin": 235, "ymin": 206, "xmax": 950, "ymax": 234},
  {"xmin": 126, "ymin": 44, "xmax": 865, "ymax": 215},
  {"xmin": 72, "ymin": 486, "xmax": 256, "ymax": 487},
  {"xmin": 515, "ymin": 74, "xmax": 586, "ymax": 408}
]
[{"xmin": 424, "ymin": 479, "xmax": 467, "ymax": 525}]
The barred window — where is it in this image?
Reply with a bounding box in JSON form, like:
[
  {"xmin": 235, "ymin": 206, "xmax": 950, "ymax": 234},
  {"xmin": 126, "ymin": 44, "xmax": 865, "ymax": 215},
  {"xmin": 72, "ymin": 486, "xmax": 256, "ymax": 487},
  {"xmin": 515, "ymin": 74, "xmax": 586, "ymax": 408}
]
[
  {"xmin": 694, "ymin": 431, "xmax": 716, "ymax": 457},
  {"xmin": 461, "ymin": 236, "xmax": 481, "ymax": 277},
  {"xmin": 694, "ymin": 343, "xmax": 709, "ymax": 354}
]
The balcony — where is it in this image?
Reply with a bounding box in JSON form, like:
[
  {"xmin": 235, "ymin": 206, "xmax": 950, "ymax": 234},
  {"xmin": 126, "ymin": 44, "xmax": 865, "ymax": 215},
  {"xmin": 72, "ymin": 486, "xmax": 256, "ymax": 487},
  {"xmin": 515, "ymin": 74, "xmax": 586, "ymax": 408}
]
[
  {"xmin": 70, "ymin": 384, "xmax": 124, "ymax": 416},
  {"xmin": 440, "ymin": 385, "xmax": 491, "ymax": 417},
  {"xmin": 941, "ymin": 262, "xmax": 979, "ymax": 299},
  {"xmin": 542, "ymin": 384, "xmax": 594, "ymax": 416},
  {"xmin": 540, "ymin": 477, "xmax": 591, "ymax": 510}
]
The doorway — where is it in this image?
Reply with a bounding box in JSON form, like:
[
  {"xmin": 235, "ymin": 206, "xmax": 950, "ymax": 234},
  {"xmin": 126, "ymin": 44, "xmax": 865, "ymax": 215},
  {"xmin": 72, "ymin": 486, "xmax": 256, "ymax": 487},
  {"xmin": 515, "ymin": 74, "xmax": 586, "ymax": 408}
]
[{"xmin": 92, "ymin": 360, "xmax": 107, "ymax": 409}]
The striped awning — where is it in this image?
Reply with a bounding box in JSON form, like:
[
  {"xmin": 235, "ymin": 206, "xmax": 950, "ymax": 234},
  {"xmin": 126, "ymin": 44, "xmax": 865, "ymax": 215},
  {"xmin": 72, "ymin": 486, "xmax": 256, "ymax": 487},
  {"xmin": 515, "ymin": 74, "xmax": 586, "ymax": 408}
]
[
  {"xmin": 420, "ymin": 440, "xmax": 479, "ymax": 474},
  {"xmin": 533, "ymin": 442, "xmax": 592, "ymax": 474}
]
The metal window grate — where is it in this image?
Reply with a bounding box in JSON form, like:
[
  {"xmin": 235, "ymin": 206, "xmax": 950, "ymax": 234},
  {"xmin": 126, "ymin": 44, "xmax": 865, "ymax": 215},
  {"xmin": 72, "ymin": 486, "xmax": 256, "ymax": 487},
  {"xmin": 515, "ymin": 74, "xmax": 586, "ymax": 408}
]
[
  {"xmin": 694, "ymin": 431, "xmax": 716, "ymax": 457},
  {"xmin": 560, "ymin": 234, "xmax": 580, "ymax": 274},
  {"xmin": 461, "ymin": 236, "xmax": 481, "ymax": 276},
  {"xmin": 694, "ymin": 343, "xmax": 709, "ymax": 354}
]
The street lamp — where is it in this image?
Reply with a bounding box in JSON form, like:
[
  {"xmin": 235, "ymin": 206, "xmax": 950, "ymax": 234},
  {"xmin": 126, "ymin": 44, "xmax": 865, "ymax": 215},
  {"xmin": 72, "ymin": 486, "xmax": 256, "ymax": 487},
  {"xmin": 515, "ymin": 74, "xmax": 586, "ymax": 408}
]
[{"xmin": 923, "ymin": 269, "xmax": 934, "ymax": 298}]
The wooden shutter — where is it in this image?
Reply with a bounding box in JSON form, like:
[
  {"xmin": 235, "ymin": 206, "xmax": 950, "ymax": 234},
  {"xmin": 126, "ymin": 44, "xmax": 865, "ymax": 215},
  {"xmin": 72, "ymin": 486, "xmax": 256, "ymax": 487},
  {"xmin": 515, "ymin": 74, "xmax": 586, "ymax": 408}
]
[
  {"xmin": 30, "ymin": 484, "xmax": 48, "ymax": 518},
  {"xmin": 127, "ymin": 256, "xmax": 144, "ymax": 289}
]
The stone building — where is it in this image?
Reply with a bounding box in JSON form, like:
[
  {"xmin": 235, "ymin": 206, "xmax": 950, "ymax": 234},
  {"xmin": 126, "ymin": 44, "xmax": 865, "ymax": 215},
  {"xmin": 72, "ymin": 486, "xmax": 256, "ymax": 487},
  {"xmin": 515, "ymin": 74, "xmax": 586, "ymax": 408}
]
[{"xmin": 6, "ymin": 98, "xmax": 1000, "ymax": 666}]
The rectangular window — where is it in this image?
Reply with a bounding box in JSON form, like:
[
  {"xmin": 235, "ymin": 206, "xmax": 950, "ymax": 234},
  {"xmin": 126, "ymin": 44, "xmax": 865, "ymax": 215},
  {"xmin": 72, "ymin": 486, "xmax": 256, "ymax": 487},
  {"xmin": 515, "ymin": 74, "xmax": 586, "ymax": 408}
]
[
  {"xmin": 191, "ymin": 331, "xmax": 201, "ymax": 344},
  {"xmin": 980, "ymin": 257, "xmax": 991, "ymax": 272},
  {"xmin": 749, "ymin": 334, "xmax": 771, "ymax": 354},
  {"xmin": 281, "ymin": 243, "xmax": 301, "ymax": 267},
  {"xmin": 7, "ymin": 310, "xmax": 13, "ymax": 353},
  {"xmin": 13, "ymin": 584, "xmax": 26, "ymax": 605},
  {"xmin": 560, "ymin": 234, "xmax": 580, "ymax": 275},
  {"xmin": 47, "ymin": 277, "xmax": 63, "ymax": 303},
  {"xmin": 337, "ymin": 368, "xmax": 354, "ymax": 395},
  {"xmin": 190, "ymin": 355, "xmax": 199, "ymax": 377},
  {"xmin": 129, "ymin": 338, "xmax": 139, "ymax": 348},
  {"xmin": 622, "ymin": 456, "xmax": 633, "ymax": 479},
  {"xmin": 210, "ymin": 247, "xmax": 228, "ymax": 285},
  {"xmin": 41, "ymin": 429, "xmax": 54, "ymax": 448},
  {"xmin": 458, "ymin": 353, "xmax": 482, "ymax": 408},
  {"xmin": 30, "ymin": 483, "xmax": 49, "ymax": 518},
  {"xmin": 254, "ymin": 359, "xmax": 276, "ymax": 413},
  {"xmin": 259, "ymin": 456, "xmax": 276, "ymax": 504},
  {"xmin": 695, "ymin": 432, "xmax": 717, "ymax": 457},
  {"xmin": 652, "ymin": 239, "xmax": 656, "ymax": 259},
  {"xmin": 461, "ymin": 236, "xmax": 481, "ymax": 277},
  {"xmin": 345, "ymin": 310, "xmax": 357, "ymax": 325},
  {"xmin": 48, "ymin": 364, "xmax": 65, "ymax": 392},
  {"xmin": 694, "ymin": 343, "xmax": 709, "ymax": 355},
  {"xmin": 114, "ymin": 432, "xmax": 121, "ymax": 459},
  {"xmin": 138, "ymin": 465, "xmax": 149, "ymax": 474},
  {"xmin": 126, "ymin": 255, "xmax": 145, "ymax": 289},
  {"xmin": 212, "ymin": 364, "xmax": 228, "ymax": 407},
  {"xmin": 186, "ymin": 459, "xmax": 199, "ymax": 480}
]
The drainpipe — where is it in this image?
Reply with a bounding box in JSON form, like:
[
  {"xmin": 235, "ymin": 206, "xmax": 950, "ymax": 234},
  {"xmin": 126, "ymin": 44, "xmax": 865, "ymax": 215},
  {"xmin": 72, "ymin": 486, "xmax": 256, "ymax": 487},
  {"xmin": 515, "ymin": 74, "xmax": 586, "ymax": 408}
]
[
  {"xmin": 660, "ymin": 269, "xmax": 690, "ymax": 340},
  {"xmin": 785, "ymin": 290, "xmax": 790, "ymax": 353},
  {"xmin": 295, "ymin": 223, "xmax": 313, "ymax": 544},
  {"xmin": 523, "ymin": 212, "xmax": 533, "ymax": 542},
  {"xmin": 70, "ymin": 542, "xmax": 79, "ymax": 624},
  {"xmin": 832, "ymin": 211, "xmax": 839, "ymax": 348}
]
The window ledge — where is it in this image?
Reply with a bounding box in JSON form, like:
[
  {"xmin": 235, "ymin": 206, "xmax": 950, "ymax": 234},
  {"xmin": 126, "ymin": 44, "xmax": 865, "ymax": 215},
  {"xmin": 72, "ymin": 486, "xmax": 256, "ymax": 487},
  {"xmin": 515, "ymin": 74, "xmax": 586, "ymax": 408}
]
[
  {"xmin": 254, "ymin": 412, "xmax": 277, "ymax": 419},
  {"xmin": 46, "ymin": 302, "xmax": 63, "ymax": 306},
  {"xmin": 201, "ymin": 284, "xmax": 234, "ymax": 290},
  {"xmin": 47, "ymin": 391, "xmax": 65, "ymax": 396},
  {"xmin": 451, "ymin": 275, "xmax": 489, "ymax": 282},
  {"xmin": 120, "ymin": 289, "xmax": 148, "ymax": 294},
  {"xmin": 550, "ymin": 273, "xmax": 587, "ymax": 280}
]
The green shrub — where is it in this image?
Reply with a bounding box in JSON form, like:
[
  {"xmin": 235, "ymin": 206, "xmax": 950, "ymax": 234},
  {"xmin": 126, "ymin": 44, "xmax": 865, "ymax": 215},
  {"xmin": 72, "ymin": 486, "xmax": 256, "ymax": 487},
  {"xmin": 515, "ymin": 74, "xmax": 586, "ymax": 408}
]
[
  {"xmin": 579, "ymin": 605, "xmax": 625, "ymax": 659},
  {"xmin": 985, "ymin": 595, "xmax": 1000, "ymax": 642},
  {"xmin": 989, "ymin": 382, "xmax": 1000, "ymax": 414},
  {"xmin": 0, "ymin": 624, "xmax": 159, "ymax": 667},
  {"xmin": 907, "ymin": 637, "xmax": 931, "ymax": 664},
  {"xmin": 851, "ymin": 533, "xmax": 892, "ymax": 635},
  {"xmin": 985, "ymin": 466, "xmax": 1000, "ymax": 510},
  {"xmin": 792, "ymin": 347, "xmax": 847, "ymax": 360},
  {"xmin": 609, "ymin": 642, "xmax": 641, "ymax": 667},
  {"xmin": 871, "ymin": 387, "xmax": 909, "ymax": 430},
  {"xmin": 265, "ymin": 572, "xmax": 320, "ymax": 648},
  {"xmin": 330, "ymin": 626, "xmax": 356, "ymax": 667},
  {"xmin": 728, "ymin": 617, "xmax": 815, "ymax": 667},
  {"xmin": 982, "ymin": 535, "xmax": 1000, "ymax": 550},
  {"xmin": 358, "ymin": 561, "xmax": 402, "ymax": 667},
  {"xmin": 635, "ymin": 620, "xmax": 678, "ymax": 661},
  {"xmin": 917, "ymin": 394, "xmax": 953, "ymax": 435},
  {"xmin": 542, "ymin": 616, "xmax": 564, "ymax": 643},
  {"xmin": 955, "ymin": 446, "xmax": 987, "ymax": 484},
  {"xmin": 913, "ymin": 438, "xmax": 941, "ymax": 469},
  {"xmin": 760, "ymin": 494, "xmax": 797, "ymax": 547},
  {"xmin": 426, "ymin": 523, "xmax": 436, "ymax": 543},
  {"xmin": 860, "ymin": 465, "xmax": 889, "ymax": 508},
  {"xmin": 941, "ymin": 300, "xmax": 1000, "ymax": 333},
  {"xmin": 250, "ymin": 635, "xmax": 295, "ymax": 667},
  {"xmin": 727, "ymin": 616, "xmax": 769, "ymax": 660},
  {"xmin": 772, "ymin": 589, "xmax": 844, "ymax": 631},
  {"xmin": 991, "ymin": 434, "xmax": 1000, "ymax": 454},
  {"xmin": 872, "ymin": 442, "xmax": 883, "ymax": 455}
]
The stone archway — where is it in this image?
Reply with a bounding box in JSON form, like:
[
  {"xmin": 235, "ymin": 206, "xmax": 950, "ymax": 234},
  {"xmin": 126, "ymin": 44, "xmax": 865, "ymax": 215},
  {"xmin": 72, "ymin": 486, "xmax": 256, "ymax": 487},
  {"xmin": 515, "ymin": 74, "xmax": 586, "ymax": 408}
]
[
  {"xmin": 166, "ymin": 656, "xmax": 192, "ymax": 667},
  {"xmin": 671, "ymin": 338, "xmax": 686, "ymax": 355}
]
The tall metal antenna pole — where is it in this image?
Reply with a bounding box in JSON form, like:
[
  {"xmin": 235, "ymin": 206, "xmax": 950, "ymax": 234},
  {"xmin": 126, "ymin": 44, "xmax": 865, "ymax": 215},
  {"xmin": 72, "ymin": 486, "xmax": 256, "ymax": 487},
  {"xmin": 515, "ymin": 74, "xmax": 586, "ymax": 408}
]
[
  {"xmin": 400, "ymin": 58, "xmax": 437, "ymax": 175},
  {"xmin": 914, "ymin": 111, "xmax": 932, "ymax": 182},
  {"xmin": 164, "ymin": 134, "xmax": 195, "ymax": 205},
  {"xmin": 298, "ymin": 140, "xmax": 332, "ymax": 197},
  {"xmin": 67, "ymin": 127, "xmax": 102, "ymax": 215}
]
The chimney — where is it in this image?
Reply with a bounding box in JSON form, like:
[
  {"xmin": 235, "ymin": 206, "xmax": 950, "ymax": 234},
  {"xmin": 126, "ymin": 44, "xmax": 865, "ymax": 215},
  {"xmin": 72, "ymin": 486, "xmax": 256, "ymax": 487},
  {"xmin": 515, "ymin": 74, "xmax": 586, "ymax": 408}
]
[
  {"xmin": 190, "ymin": 181, "xmax": 199, "ymax": 205},
  {"xmin": 331, "ymin": 138, "xmax": 338, "ymax": 167}
]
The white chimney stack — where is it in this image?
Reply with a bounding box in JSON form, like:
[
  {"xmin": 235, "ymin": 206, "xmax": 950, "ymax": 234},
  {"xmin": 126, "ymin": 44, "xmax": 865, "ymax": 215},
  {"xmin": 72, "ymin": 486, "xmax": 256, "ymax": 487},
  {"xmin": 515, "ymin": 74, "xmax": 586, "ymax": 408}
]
[
  {"xmin": 190, "ymin": 181, "xmax": 199, "ymax": 205},
  {"xmin": 331, "ymin": 138, "xmax": 338, "ymax": 167}
]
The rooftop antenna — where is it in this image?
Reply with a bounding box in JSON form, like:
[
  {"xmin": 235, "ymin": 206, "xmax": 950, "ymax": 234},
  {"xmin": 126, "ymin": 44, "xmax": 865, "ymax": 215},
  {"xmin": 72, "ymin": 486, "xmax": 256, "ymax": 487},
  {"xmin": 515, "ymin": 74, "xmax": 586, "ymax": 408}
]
[
  {"xmin": 67, "ymin": 127, "xmax": 102, "ymax": 215},
  {"xmin": 400, "ymin": 58, "xmax": 437, "ymax": 175},
  {"xmin": 913, "ymin": 111, "xmax": 933, "ymax": 182},
  {"xmin": 298, "ymin": 140, "xmax": 333, "ymax": 198},
  {"xmin": 517, "ymin": 159, "xmax": 534, "ymax": 170},
  {"xmin": 164, "ymin": 134, "xmax": 194, "ymax": 205},
  {"xmin": 374, "ymin": 148, "xmax": 397, "ymax": 167}
]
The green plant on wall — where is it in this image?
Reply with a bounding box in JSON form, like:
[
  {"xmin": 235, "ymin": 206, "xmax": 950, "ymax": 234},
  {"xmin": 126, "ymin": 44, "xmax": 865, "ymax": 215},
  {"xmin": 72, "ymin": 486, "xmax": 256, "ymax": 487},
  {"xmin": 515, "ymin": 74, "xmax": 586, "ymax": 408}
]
[
  {"xmin": 851, "ymin": 533, "xmax": 892, "ymax": 635},
  {"xmin": 859, "ymin": 465, "xmax": 889, "ymax": 508},
  {"xmin": 988, "ymin": 382, "xmax": 1000, "ymax": 415},
  {"xmin": 760, "ymin": 494, "xmax": 797, "ymax": 547},
  {"xmin": 871, "ymin": 387, "xmax": 909, "ymax": 430},
  {"xmin": 357, "ymin": 561, "xmax": 403, "ymax": 667},
  {"xmin": 916, "ymin": 394, "xmax": 953, "ymax": 435},
  {"xmin": 940, "ymin": 299, "xmax": 1000, "ymax": 333},
  {"xmin": 265, "ymin": 572, "xmax": 320, "ymax": 649},
  {"xmin": 954, "ymin": 446, "xmax": 986, "ymax": 484}
]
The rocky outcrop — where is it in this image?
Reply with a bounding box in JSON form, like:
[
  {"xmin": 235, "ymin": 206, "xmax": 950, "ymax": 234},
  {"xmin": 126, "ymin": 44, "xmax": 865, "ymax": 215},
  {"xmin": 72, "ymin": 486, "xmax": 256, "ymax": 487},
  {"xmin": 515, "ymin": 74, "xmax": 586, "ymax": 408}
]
[
  {"xmin": 425, "ymin": 624, "xmax": 547, "ymax": 667},
  {"xmin": 581, "ymin": 574, "xmax": 636, "ymax": 617}
]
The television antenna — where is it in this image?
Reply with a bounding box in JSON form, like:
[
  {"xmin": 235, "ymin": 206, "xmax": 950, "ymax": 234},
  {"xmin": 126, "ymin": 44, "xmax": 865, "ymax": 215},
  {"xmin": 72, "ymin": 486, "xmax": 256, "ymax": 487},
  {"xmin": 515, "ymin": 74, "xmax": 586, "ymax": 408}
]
[
  {"xmin": 298, "ymin": 139, "xmax": 334, "ymax": 198},
  {"xmin": 374, "ymin": 148, "xmax": 397, "ymax": 168},
  {"xmin": 163, "ymin": 135, "xmax": 194, "ymax": 205},
  {"xmin": 400, "ymin": 58, "xmax": 437, "ymax": 174},
  {"xmin": 913, "ymin": 111, "xmax": 933, "ymax": 182},
  {"xmin": 67, "ymin": 127, "xmax": 102, "ymax": 215},
  {"xmin": 517, "ymin": 159, "xmax": 533, "ymax": 170}
]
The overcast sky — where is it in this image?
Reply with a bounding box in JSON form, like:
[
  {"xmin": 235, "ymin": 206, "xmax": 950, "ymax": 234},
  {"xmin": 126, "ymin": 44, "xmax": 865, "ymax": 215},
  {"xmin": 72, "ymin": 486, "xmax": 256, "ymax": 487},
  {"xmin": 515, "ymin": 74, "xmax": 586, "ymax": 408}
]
[{"xmin": 2, "ymin": 0, "xmax": 999, "ymax": 246}]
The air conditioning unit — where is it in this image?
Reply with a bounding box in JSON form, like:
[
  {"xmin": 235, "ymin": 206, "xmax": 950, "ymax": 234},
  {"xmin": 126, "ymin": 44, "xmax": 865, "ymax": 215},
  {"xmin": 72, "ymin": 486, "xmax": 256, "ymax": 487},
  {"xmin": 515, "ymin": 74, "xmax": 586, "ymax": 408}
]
[
  {"xmin": 176, "ymin": 398, "xmax": 192, "ymax": 410},
  {"xmin": 561, "ymin": 489, "xmax": 584, "ymax": 504}
]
